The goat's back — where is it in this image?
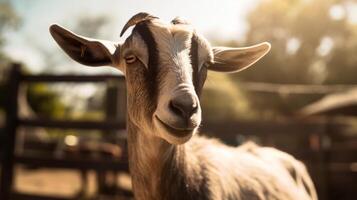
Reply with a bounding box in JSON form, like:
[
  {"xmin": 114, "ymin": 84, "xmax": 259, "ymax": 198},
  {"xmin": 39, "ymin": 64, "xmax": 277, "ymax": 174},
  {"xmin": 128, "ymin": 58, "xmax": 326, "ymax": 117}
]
[{"xmin": 187, "ymin": 137, "xmax": 317, "ymax": 200}]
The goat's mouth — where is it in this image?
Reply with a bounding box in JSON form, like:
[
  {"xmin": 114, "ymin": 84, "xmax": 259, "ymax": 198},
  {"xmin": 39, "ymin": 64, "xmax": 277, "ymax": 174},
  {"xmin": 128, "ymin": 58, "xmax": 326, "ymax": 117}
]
[{"xmin": 155, "ymin": 116, "xmax": 195, "ymax": 139}]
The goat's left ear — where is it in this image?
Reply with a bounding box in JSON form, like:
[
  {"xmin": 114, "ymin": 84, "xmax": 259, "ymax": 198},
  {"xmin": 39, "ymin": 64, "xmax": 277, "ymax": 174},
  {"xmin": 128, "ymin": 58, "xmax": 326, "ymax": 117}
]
[
  {"xmin": 209, "ymin": 42, "xmax": 271, "ymax": 73},
  {"xmin": 49, "ymin": 24, "xmax": 121, "ymax": 68}
]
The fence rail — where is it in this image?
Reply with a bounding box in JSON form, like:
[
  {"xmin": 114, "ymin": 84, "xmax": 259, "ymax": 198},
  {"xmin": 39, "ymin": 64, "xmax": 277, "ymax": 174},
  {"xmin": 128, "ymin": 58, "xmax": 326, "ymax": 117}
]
[
  {"xmin": 18, "ymin": 118, "xmax": 125, "ymax": 130},
  {"xmin": 0, "ymin": 63, "xmax": 128, "ymax": 200},
  {"xmin": 1, "ymin": 63, "xmax": 357, "ymax": 200},
  {"xmin": 20, "ymin": 74, "xmax": 124, "ymax": 83},
  {"xmin": 15, "ymin": 153, "xmax": 129, "ymax": 171},
  {"xmin": 240, "ymin": 82, "xmax": 357, "ymax": 94},
  {"xmin": 201, "ymin": 119, "xmax": 329, "ymax": 136}
]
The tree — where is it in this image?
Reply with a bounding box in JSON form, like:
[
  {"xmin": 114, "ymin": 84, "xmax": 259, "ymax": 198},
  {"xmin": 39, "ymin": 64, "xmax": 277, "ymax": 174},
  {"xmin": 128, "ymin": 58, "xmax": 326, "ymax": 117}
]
[
  {"xmin": 0, "ymin": 1, "xmax": 20, "ymax": 71},
  {"xmin": 226, "ymin": 0, "xmax": 357, "ymax": 116},
  {"xmin": 0, "ymin": 1, "xmax": 20, "ymax": 113},
  {"xmin": 0, "ymin": 2, "xmax": 66, "ymax": 119},
  {"xmin": 237, "ymin": 0, "xmax": 356, "ymax": 84},
  {"xmin": 30, "ymin": 15, "xmax": 115, "ymax": 119}
]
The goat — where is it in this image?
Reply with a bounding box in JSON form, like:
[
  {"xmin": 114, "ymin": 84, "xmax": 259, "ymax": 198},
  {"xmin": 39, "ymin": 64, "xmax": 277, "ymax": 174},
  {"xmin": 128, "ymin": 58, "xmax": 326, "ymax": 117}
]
[{"xmin": 49, "ymin": 12, "xmax": 317, "ymax": 200}]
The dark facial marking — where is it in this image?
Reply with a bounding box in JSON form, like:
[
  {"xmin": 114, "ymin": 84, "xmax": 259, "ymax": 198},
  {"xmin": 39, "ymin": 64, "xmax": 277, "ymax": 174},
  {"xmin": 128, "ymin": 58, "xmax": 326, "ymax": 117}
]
[
  {"xmin": 133, "ymin": 22, "xmax": 159, "ymax": 108},
  {"xmin": 190, "ymin": 34, "xmax": 200, "ymax": 95}
]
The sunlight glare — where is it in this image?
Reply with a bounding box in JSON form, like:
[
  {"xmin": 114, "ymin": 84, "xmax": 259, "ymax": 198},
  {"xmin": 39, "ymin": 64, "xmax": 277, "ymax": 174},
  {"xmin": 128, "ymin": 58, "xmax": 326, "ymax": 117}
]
[
  {"xmin": 317, "ymin": 36, "xmax": 334, "ymax": 57},
  {"xmin": 65, "ymin": 135, "xmax": 79, "ymax": 146},
  {"xmin": 329, "ymin": 4, "xmax": 346, "ymax": 20},
  {"xmin": 286, "ymin": 37, "xmax": 301, "ymax": 55}
]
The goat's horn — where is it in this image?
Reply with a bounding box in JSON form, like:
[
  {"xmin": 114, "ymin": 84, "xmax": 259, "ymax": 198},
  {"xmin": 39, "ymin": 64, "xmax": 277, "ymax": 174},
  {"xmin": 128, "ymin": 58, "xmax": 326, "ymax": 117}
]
[
  {"xmin": 120, "ymin": 12, "xmax": 158, "ymax": 37},
  {"xmin": 171, "ymin": 17, "xmax": 190, "ymax": 25}
]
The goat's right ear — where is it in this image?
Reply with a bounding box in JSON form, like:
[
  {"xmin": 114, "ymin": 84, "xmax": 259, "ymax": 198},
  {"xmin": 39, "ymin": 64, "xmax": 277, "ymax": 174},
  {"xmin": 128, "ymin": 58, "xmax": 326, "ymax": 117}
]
[{"xmin": 49, "ymin": 24, "xmax": 121, "ymax": 68}]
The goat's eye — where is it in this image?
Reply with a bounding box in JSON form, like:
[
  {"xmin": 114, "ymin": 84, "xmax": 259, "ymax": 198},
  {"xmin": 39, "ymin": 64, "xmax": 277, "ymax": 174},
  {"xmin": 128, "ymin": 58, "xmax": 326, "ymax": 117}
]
[{"xmin": 125, "ymin": 55, "xmax": 137, "ymax": 64}]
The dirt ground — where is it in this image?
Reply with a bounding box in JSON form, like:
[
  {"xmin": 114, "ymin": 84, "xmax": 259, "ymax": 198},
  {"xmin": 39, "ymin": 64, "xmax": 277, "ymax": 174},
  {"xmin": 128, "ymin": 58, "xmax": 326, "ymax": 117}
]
[{"xmin": 14, "ymin": 166, "xmax": 132, "ymax": 199}]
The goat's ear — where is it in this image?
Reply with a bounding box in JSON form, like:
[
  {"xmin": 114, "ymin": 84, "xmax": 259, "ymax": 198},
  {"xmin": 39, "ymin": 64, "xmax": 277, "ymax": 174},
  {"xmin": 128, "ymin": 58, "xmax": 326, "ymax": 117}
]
[
  {"xmin": 49, "ymin": 24, "xmax": 121, "ymax": 68},
  {"xmin": 209, "ymin": 42, "xmax": 271, "ymax": 73}
]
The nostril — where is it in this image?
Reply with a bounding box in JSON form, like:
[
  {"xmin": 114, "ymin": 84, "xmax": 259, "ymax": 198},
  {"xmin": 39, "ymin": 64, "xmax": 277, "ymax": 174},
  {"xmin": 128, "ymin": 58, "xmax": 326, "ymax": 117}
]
[
  {"xmin": 169, "ymin": 100, "xmax": 183, "ymax": 116},
  {"xmin": 169, "ymin": 97, "xmax": 199, "ymax": 118},
  {"xmin": 191, "ymin": 104, "xmax": 198, "ymax": 115}
]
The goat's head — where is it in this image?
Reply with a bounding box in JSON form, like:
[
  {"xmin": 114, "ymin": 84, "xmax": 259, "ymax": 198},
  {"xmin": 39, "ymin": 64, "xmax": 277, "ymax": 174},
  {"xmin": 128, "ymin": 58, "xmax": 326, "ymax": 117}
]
[{"xmin": 49, "ymin": 12, "xmax": 270, "ymax": 145}]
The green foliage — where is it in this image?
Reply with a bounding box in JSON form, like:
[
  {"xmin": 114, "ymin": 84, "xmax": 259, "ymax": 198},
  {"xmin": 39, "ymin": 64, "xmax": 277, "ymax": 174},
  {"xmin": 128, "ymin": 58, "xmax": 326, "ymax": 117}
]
[
  {"xmin": 0, "ymin": 1, "xmax": 20, "ymax": 70},
  {"xmin": 27, "ymin": 84, "xmax": 66, "ymax": 119},
  {"xmin": 220, "ymin": 0, "xmax": 357, "ymax": 117},
  {"xmin": 0, "ymin": 1, "xmax": 20, "ymax": 48},
  {"xmin": 239, "ymin": 0, "xmax": 357, "ymax": 84},
  {"xmin": 201, "ymin": 73, "xmax": 257, "ymax": 121}
]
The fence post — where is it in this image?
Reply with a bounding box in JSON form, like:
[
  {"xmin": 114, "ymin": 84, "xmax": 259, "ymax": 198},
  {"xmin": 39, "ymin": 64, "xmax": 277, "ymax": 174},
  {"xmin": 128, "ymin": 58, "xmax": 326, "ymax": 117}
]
[
  {"xmin": 0, "ymin": 63, "xmax": 21, "ymax": 200},
  {"xmin": 107, "ymin": 78, "xmax": 127, "ymax": 155},
  {"xmin": 105, "ymin": 78, "xmax": 126, "ymax": 123},
  {"xmin": 96, "ymin": 79, "xmax": 126, "ymax": 195}
]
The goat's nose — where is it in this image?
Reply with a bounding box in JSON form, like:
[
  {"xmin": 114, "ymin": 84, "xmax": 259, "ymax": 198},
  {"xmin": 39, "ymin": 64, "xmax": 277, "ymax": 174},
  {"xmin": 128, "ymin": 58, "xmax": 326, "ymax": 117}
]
[{"xmin": 169, "ymin": 93, "xmax": 198, "ymax": 119}]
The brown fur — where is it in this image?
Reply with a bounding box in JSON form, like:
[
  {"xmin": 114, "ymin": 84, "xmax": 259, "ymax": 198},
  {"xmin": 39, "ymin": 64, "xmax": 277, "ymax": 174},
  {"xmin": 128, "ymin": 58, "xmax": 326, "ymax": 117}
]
[
  {"xmin": 127, "ymin": 123, "xmax": 317, "ymax": 200},
  {"xmin": 49, "ymin": 14, "xmax": 317, "ymax": 200},
  {"xmin": 120, "ymin": 20, "xmax": 318, "ymax": 200}
]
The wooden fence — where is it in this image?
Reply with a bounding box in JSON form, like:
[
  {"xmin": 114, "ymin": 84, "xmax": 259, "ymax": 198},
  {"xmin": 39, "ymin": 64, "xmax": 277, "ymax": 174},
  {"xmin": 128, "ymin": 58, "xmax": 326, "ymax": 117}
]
[
  {"xmin": 0, "ymin": 64, "xmax": 129, "ymax": 200},
  {"xmin": 201, "ymin": 119, "xmax": 357, "ymax": 200},
  {"xmin": 1, "ymin": 63, "xmax": 356, "ymax": 200}
]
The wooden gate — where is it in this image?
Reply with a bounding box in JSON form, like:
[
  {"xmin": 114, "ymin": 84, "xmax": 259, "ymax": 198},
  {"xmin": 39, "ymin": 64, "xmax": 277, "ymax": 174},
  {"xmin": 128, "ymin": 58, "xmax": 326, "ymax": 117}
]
[{"xmin": 0, "ymin": 63, "xmax": 130, "ymax": 200}]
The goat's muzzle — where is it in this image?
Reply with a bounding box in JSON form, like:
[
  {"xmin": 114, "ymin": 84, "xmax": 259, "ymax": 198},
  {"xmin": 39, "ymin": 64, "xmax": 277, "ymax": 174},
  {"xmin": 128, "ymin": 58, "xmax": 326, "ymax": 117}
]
[{"xmin": 154, "ymin": 87, "xmax": 201, "ymax": 144}]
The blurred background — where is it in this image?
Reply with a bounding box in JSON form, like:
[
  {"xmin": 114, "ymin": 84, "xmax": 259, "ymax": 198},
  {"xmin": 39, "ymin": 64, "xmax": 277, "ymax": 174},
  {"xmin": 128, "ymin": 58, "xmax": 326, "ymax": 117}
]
[{"xmin": 0, "ymin": 0, "xmax": 357, "ymax": 199}]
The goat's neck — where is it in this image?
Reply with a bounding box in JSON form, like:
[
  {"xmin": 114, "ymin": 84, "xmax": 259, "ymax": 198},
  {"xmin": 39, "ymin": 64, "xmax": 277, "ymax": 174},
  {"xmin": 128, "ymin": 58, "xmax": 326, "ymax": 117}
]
[{"xmin": 126, "ymin": 118, "xmax": 185, "ymax": 200}]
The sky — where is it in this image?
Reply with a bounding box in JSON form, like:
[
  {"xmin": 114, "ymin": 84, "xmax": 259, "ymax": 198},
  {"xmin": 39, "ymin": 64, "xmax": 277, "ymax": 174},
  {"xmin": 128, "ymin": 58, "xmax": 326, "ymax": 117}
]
[{"xmin": 3, "ymin": 0, "xmax": 259, "ymax": 74}]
